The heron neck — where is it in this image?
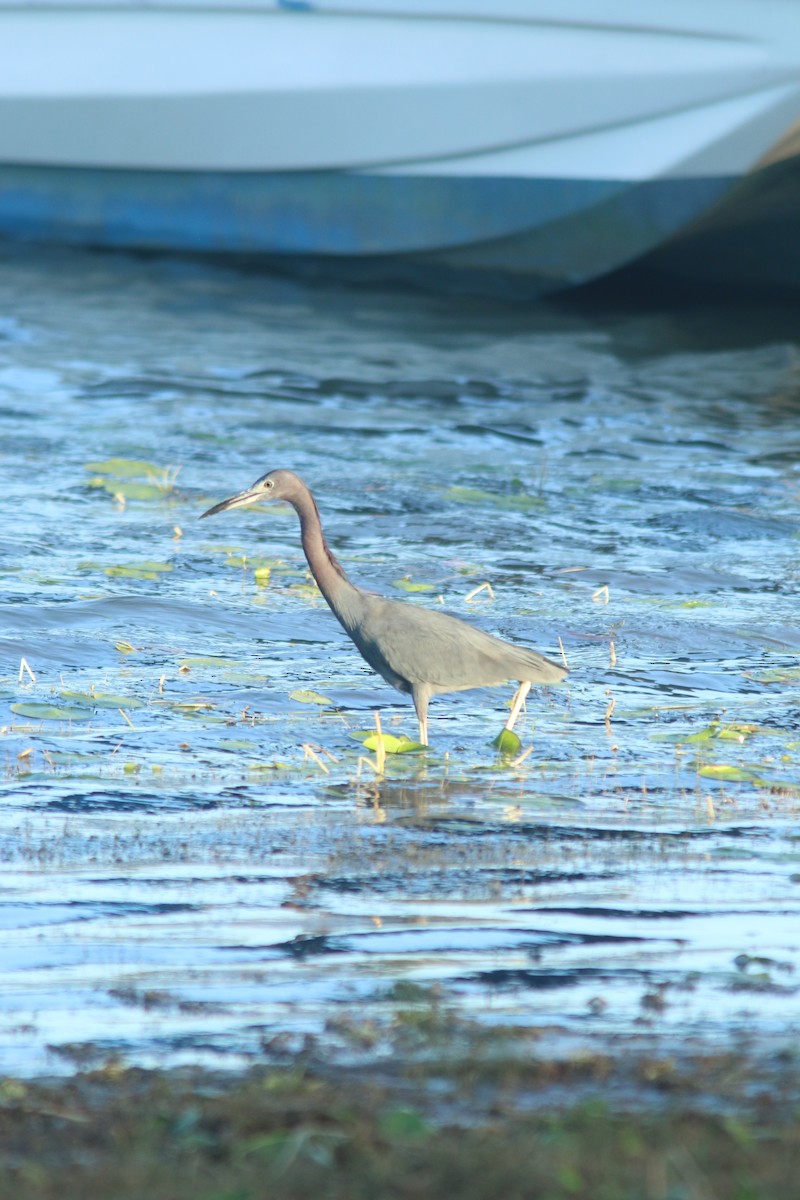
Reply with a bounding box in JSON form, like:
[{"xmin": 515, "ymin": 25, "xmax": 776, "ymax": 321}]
[{"xmin": 293, "ymin": 486, "xmax": 361, "ymax": 628}]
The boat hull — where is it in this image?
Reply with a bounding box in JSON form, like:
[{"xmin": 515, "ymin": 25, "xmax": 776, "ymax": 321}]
[
  {"xmin": 0, "ymin": 162, "xmax": 737, "ymax": 295},
  {"xmin": 2, "ymin": 1, "xmax": 800, "ymax": 294}
]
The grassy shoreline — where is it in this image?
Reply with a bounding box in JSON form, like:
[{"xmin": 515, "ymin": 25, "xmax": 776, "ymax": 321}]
[{"xmin": 2, "ymin": 1033, "xmax": 799, "ymax": 1200}]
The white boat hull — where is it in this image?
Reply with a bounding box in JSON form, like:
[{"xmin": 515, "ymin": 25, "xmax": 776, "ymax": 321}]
[{"xmin": 2, "ymin": 1, "xmax": 800, "ymax": 292}]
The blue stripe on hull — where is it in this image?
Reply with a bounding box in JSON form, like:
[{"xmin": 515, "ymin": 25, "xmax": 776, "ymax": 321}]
[{"xmin": 0, "ymin": 165, "xmax": 734, "ymax": 289}]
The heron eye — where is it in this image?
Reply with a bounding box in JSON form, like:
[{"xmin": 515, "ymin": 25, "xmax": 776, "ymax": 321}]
[{"xmin": 264, "ymin": 480, "xmax": 274, "ymax": 489}]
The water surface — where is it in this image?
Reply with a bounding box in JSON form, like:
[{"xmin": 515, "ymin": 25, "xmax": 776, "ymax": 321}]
[{"xmin": 0, "ymin": 247, "xmax": 798, "ymax": 1075}]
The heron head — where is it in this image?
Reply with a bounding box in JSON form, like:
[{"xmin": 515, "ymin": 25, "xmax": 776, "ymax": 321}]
[{"xmin": 200, "ymin": 469, "xmax": 291, "ymax": 519}]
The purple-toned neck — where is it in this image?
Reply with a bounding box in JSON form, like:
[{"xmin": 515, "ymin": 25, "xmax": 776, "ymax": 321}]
[{"xmin": 290, "ymin": 482, "xmax": 362, "ymax": 629}]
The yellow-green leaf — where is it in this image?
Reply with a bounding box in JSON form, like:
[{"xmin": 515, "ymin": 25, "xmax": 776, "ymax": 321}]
[
  {"xmin": 89, "ymin": 479, "xmax": 174, "ymax": 500},
  {"xmin": 492, "ymin": 728, "xmax": 522, "ymax": 756},
  {"xmin": 287, "ymin": 583, "xmax": 321, "ymax": 598},
  {"xmin": 84, "ymin": 458, "xmax": 167, "ymax": 478},
  {"xmin": 351, "ymin": 731, "xmax": 426, "ymax": 754},
  {"xmin": 104, "ymin": 561, "xmax": 173, "ymax": 579},
  {"xmin": 392, "ymin": 578, "xmax": 436, "ymax": 593},
  {"xmin": 289, "ymin": 690, "xmax": 332, "ymax": 706},
  {"xmin": 697, "ymin": 764, "xmax": 766, "ymax": 784},
  {"xmin": 685, "ymin": 724, "xmax": 720, "ymax": 743},
  {"xmin": 447, "ymin": 485, "xmax": 545, "ymax": 513},
  {"xmin": 751, "ymin": 667, "xmax": 800, "ymax": 684}
]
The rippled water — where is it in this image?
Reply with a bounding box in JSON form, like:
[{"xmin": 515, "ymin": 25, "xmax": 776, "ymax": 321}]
[{"xmin": 0, "ymin": 246, "xmax": 799, "ymax": 1076}]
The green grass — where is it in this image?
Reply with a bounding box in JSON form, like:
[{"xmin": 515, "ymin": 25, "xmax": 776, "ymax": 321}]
[{"xmin": 0, "ymin": 1059, "xmax": 798, "ymax": 1200}]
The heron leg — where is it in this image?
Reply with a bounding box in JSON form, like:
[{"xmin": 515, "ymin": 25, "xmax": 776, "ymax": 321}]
[
  {"xmin": 505, "ymin": 681, "xmax": 531, "ymax": 733},
  {"xmin": 412, "ymin": 685, "xmax": 430, "ymax": 747}
]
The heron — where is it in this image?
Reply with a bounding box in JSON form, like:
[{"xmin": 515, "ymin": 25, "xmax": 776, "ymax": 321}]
[{"xmin": 201, "ymin": 469, "xmax": 567, "ymax": 745}]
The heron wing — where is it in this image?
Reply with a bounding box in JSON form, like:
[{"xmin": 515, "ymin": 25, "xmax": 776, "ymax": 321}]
[{"xmin": 350, "ymin": 595, "xmax": 565, "ymax": 691}]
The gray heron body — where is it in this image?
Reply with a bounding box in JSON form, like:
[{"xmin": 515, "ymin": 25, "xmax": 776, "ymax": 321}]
[{"xmin": 201, "ymin": 469, "xmax": 566, "ymax": 745}]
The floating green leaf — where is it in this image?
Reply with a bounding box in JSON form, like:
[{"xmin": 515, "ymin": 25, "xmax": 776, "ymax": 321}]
[
  {"xmin": 11, "ymin": 703, "xmax": 89, "ymax": 721},
  {"xmin": 104, "ymin": 561, "xmax": 173, "ymax": 579},
  {"xmin": 289, "ymin": 690, "xmax": 332, "ymax": 706},
  {"xmin": 750, "ymin": 667, "xmax": 800, "ymax": 684},
  {"xmin": 682, "ymin": 722, "xmax": 757, "ymax": 745},
  {"xmin": 350, "ymin": 731, "xmax": 426, "ymax": 754},
  {"xmin": 115, "ymin": 640, "xmax": 136, "ymax": 654},
  {"xmin": 392, "ymin": 578, "xmax": 436, "ymax": 593},
  {"xmin": 716, "ymin": 724, "xmax": 757, "ymax": 741},
  {"xmin": 698, "ymin": 764, "xmax": 766, "ymax": 784},
  {"xmin": 447, "ymin": 485, "xmax": 545, "ymax": 512},
  {"xmin": 60, "ymin": 691, "xmax": 144, "ymax": 710},
  {"xmin": 492, "ymin": 728, "xmax": 522, "ymax": 756},
  {"xmin": 684, "ymin": 724, "xmax": 719, "ymax": 743},
  {"xmin": 90, "ymin": 480, "xmax": 174, "ymax": 501},
  {"xmin": 177, "ymin": 710, "xmax": 227, "ymax": 724},
  {"xmin": 84, "ymin": 458, "xmax": 167, "ymax": 478},
  {"xmin": 287, "ymin": 582, "xmax": 321, "ymax": 598}
]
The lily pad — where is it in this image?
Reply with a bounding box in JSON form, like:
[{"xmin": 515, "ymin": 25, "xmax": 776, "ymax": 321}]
[
  {"xmin": 447, "ymin": 485, "xmax": 544, "ymax": 513},
  {"xmin": 392, "ymin": 578, "xmax": 436, "ymax": 593},
  {"xmin": 91, "ymin": 480, "xmax": 174, "ymax": 501},
  {"xmin": 104, "ymin": 561, "xmax": 173, "ymax": 580},
  {"xmin": 11, "ymin": 703, "xmax": 89, "ymax": 721},
  {"xmin": 750, "ymin": 667, "xmax": 800, "ymax": 684},
  {"xmin": 682, "ymin": 722, "xmax": 757, "ymax": 745},
  {"xmin": 492, "ymin": 729, "xmax": 522, "ymax": 756},
  {"xmin": 290, "ymin": 690, "xmax": 333, "ymax": 706},
  {"xmin": 60, "ymin": 691, "xmax": 144, "ymax": 710},
  {"xmin": 350, "ymin": 731, "xmax": 426, "ymax": 754},
  {"xmin": 84, "ymin": 458, "xmax": 167, "ymax": 478},
  {"xmin": 697, "ymin": 764, "xmax": 766, "ymax": 784},
  {"xmin": 287, "ymin": 583, "xmax": 321, "ymax": 598}
]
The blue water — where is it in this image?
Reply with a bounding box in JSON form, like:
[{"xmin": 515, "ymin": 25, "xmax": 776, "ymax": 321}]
[{"xmin": 0, "ymin": 246, "xmax": 798, "ymax": 1076}]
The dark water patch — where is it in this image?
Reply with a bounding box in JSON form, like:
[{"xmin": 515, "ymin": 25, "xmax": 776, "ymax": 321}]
[
  {"xmin": 529, "ymin": 907, "xmax": 701, "ymax": 920},
  {"xmin": 310, "ymin": 866, "xmax": 609, "ymax": 900},
  {"xmin": 43, "ymin": 790, "xmax": 222, "ymax": 814},
  {"xmin": 459, "ymin": 967, "xmax": 666, "ymax": 990}
]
